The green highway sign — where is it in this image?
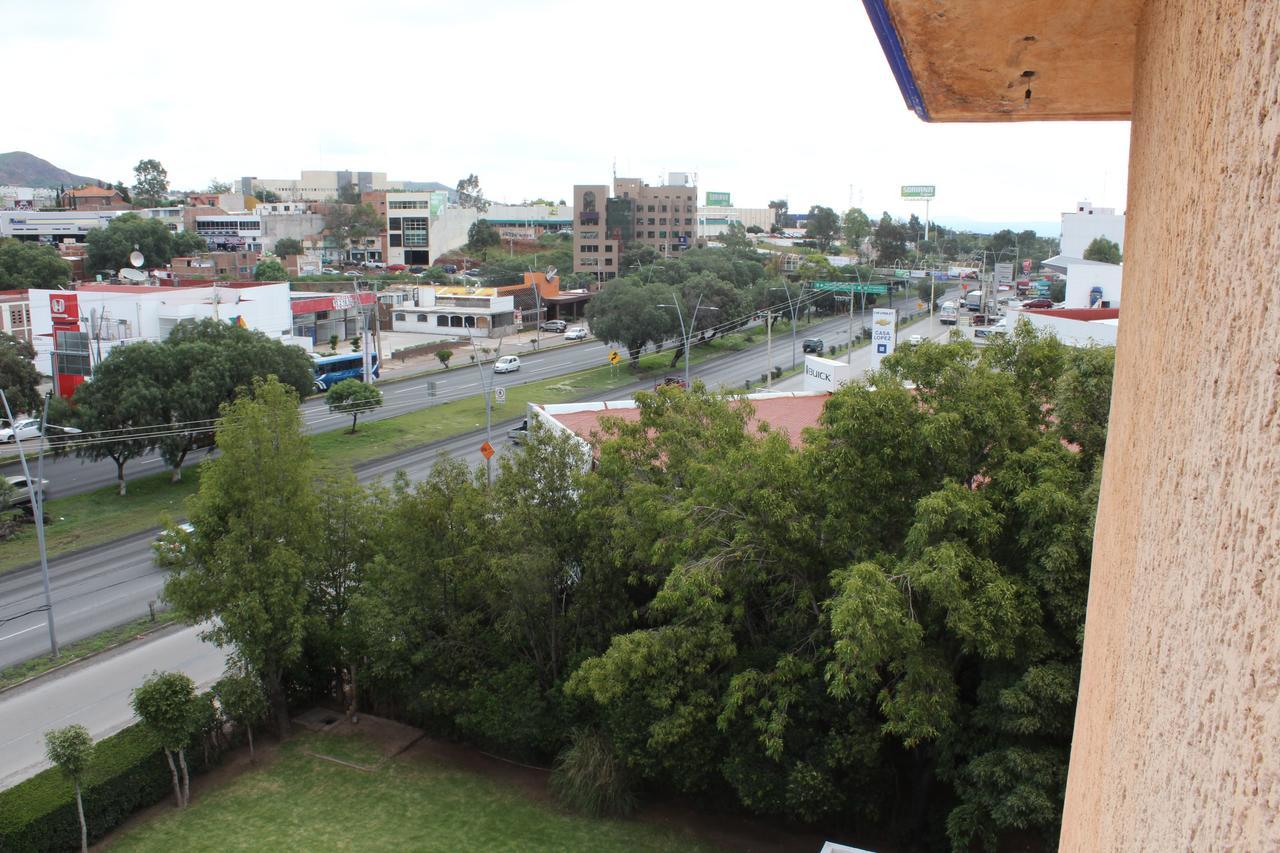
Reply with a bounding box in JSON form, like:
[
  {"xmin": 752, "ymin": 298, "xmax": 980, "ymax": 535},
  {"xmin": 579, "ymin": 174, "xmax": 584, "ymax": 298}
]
[
  {"xmin": 901, "ymin": 185, "xmax": 936, "ymax": 198},
  {"xmin": 812, "ymin": 281, "xmax": 890, "ymax": 295}
]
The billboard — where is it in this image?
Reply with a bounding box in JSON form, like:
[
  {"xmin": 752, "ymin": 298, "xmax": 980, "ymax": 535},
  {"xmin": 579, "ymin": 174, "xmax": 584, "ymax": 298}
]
[
  {"xmin": 803, "ymin": 356, "xmax": 854, "ymax": 394},
  {"xmin": 994, "ymin": 262, "xmax": 1015, "ymax": 286},
  {"xmin": 871, "ymin": 307, "xmax": 897, "ymax": 367},
  {"xmin": 901, "ymin": 185, "xmax": 936, "ymax": 198},
  {"xmin": 705, "ymin": 191, "xmax": 732, "ymax": 207},
  {"xmin": 50, "ymin": 292, "xmax": 79, "ymax": 328},
  {"xmin": 429, "ymin": 190, "xmax": 448, "ymax": 216}
]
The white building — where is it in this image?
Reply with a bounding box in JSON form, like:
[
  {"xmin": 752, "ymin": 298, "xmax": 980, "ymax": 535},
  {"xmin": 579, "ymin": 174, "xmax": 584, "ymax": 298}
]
[
  {"xmin": 1012, "ymin": 308, "xmax": 1119, "ymax": 348},
  {"xmin": 194, "ymin": 214, "xmax": 263, "ymax": 252},
  {"xmin": 1060, "ymin": 200, "xmax": 1125, "ymax": 259},
  {"xmin": 1041, "ymin": 256, "xmax": 1124, "ymax": 308},
  {"xmin": 28, "ymin": 282, "xmax": 305, "ymax": 397},
  {"xmin": 697, "ymin": 205, "xmax": 777, "ymax": 238},
  {"xmin": 384, "ymin": 193, "xmax": 479, "ymax": 266},
  {"xmin": 239, "ymin": 171, "xmax": 406, "ymax": 202},
  {"xmin": 0, "ymin": 209, "xmax": 124, "ymax": 242},
  {"xmin": 390, "ymin": 285, "xmax": 515, "ymax": 339}
]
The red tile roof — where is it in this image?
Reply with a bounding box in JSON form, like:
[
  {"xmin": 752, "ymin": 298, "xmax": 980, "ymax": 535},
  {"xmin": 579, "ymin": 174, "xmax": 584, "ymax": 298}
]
[{"xmin": 68, "ymin": 186, "xmax": 122, "ymax": 197}]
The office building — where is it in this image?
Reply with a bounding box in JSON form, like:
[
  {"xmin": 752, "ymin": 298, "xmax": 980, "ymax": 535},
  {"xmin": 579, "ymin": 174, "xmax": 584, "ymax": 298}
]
[{"xmin": 572, "ymin": 174, "xmax": 698, "ymax": 279}]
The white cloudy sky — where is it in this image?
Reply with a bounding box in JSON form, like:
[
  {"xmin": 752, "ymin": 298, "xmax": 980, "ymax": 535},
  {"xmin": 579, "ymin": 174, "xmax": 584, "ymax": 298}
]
[{"xmin": 5, "ymin": 0, "xmax": 1130, "ymax": 229}]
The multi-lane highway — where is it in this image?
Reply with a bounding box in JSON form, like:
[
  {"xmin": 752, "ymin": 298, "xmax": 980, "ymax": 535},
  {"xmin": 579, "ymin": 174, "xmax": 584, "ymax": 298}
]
[{"xmin": 0, "ymin": 297, "xmax": 956, "ymax": 669}]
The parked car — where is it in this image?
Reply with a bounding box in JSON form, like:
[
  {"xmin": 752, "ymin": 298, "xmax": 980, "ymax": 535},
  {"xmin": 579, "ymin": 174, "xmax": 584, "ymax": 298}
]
[
  {"xmin": 408, "ymin": 266, "xmax": 426, "ymax": 274},
  {"xmin": 442, "ymin": 264, "xmax": 458, "ymax": 274},
  {"xmin": 343, "ymin": 271, "xmax": 362, "ymax": 277},
  {"xmin": 0, "ymin": 418, "xmax": 41, "ymax": 444},
  {"xmin": 4, "ymin": 475, "xmax": 47, "ymax": 507},
  {"xmin": 362, "ymin": 261, "xmax": 386, "ymax": 269},
  {"xmin": 463, "ymin": 268, "xmax": 483, "ymax": 278},
  {"xmin": 322, "ymin": 267, "xmax": 340, "ymax": 275},
  {"xmin": 908, "ymin": 334, "xmax": 925, "ymax": 345},
  {"xmin": 386, "ymin": 264, "xmax": 407, "ymax": 272},
  {"xmin": 493, "ymin": 355, "xmax": 521, "ymax": 374},
  {"xmin": 564, "ymin": 326, "xmax": 588, "ymax": 341},
  {"xmin": 974, "ymin": 319, "xmax": 1009, "ymax": 339},
  {"xmin": 1020, "ymin": 298, "xmax": 1054, "ymax": 309},
  {"xmin": 655, "ymin": 375, "xmax": 688, "ymax": 390},
  {"xmin": 540, "ymin": 319, "xmax": 567, "ymax": 333},
  {"xmin": 802, "ymin": 338, "xmax": 825, "ymax": 354}
]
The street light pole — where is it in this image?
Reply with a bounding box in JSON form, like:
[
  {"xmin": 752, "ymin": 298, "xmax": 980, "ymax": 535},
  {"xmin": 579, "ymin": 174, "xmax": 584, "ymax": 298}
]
[
  {"xmin": 657, "ymin": 298, "xmax": 687, "ymax": 386},
  {"xmin": 1, "ymin": 390, "xmax": 57, "ymax": 657},
  {"xmin": 465, "ymin": 330, "xmax": 494, "ymax": 486},
  {"xmin": 770, "ymin": 284, "xmax": 799, "ymax": 369}
]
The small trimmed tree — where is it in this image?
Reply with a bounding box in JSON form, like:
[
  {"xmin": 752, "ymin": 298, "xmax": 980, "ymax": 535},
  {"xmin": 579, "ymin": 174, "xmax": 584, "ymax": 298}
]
[
  {"xmin": 328, "ymin": 334, "xmax": 339, "ymax": 353},
  {"xmin": 435, "ymin": 349, "xmax": 453, "ymax": 369},
  {"xmin": 214, "ymin": 667, "xmax": 269, "ymax": 760},
  {"xmin": 44, "ymin": 725, "xmax": 95, "ymax": 852},
  {"xmin": 326, "ymin": 378, "xmax": 383, "ymax": 433},
  {"xmin": 131, "ymin": 671, "xmax": 199, "ymax": 807}
]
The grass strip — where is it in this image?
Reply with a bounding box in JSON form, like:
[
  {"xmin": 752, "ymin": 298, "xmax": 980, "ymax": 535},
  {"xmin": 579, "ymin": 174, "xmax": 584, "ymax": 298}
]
[{"xmin": 0, "ymin": 610, "xmax": 181, "ymax": 691}]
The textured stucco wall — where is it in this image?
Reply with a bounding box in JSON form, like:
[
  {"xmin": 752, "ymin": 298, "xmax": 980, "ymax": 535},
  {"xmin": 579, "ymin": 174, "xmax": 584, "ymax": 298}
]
[{"xmin": 1060, "ymin": 0, "xmax": 1279, "ymax": 848}]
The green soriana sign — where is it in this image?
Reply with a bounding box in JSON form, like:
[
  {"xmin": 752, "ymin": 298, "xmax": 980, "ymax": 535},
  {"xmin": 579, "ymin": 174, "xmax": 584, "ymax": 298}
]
[
  {"xmin": 900, "ymin": 185, "xmax": 935, "ymax": 198},
  {"xmin": 705, "ymin": 192, "xmax": 732, "ymax": 207}
]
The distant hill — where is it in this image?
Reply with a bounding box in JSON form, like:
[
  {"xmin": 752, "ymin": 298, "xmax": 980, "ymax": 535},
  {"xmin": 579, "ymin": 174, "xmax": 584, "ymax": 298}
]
[
  {"xmin": 0, "ymin": 151, "xmax": 103, "ymax": 189},
  {"xmin": 933, "ymin": 218, "xmax": 1060, "ymax": 238}
]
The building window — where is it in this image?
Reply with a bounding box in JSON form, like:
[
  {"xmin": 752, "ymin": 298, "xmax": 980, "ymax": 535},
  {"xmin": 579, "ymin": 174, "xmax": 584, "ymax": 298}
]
[
  {"xmin": 659, "ymin": 231, "xmax": 667, "ymax": 238},
  {"xmin": 389, "ymin": 217, "xmax": 402, "ymax": 231},
  {"xmin": 647, "ymin": 205, "xmax": 655, "ymax": 212},
  {"xmin": 403, "ymin": 217, "xmax": 428, "ymax": 247},
  {"xmin": 604, "ymin": 258, "xmax": 613, "ymax": 266},
  {"xmin": 659, "ymin": 218, "xmax": 667, "ymax": 225},
  {"xmin": 648, "ymin": 231, "xmax": 655, "ymax": 238},
  {"xmin": 437, "ymin": 316, "xmax": 449, "ymax": 327},
  {"xmin": 660, "ymin": 205, "xmax": 667, "ymax": 213},
  {"xmin": 394, "ymin": 313, "xmax": 406, "ymax": 321},
  {"xmin": 647, "ymin": 218, "xmax": 655, "ymax": 225},
  {"xmin": 582, "ymin": 190, "xmax": 597, "ymax": 212},
  {"xmin": 604, "ymin": 244, "xmax": 613, "ymax": 252},
  {"xmin": 390, "ymin": 234, "xmax": 402, "ymax": 247}
]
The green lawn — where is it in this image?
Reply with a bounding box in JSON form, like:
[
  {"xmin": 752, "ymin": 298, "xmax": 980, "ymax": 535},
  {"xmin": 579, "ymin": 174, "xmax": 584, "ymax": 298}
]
[
  {"xmin": 0, "ymin": 337, "xmax": 756, "ymax": 576},
  {"xmin": 108, "ymin": 733, "xmax": 711, "ymax": 852}
]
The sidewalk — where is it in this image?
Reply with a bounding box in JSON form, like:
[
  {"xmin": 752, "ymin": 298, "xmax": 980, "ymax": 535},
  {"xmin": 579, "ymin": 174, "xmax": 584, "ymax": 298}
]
[{"xmin": 0, "ymin": 623, "xmax": 228, "ymax": 790}]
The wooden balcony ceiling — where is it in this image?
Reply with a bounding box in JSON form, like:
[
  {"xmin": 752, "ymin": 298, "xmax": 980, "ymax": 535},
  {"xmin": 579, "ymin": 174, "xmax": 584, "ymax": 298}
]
[{"xmin": 866, "ymin": 0, "xmax": 1140, "ymax": 121}]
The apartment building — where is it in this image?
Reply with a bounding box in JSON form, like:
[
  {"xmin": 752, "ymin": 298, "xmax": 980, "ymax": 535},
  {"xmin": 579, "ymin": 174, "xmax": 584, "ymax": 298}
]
[{"xmin": 572, "ymin": 174, "xmax": 697, "ymax": 280}]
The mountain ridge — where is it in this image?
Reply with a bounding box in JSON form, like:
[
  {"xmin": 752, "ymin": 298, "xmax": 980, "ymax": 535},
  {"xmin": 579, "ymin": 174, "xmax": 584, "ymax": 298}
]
[{"xmin": 0, "ymin": 151, "xmax": 104, "ymax": 190}]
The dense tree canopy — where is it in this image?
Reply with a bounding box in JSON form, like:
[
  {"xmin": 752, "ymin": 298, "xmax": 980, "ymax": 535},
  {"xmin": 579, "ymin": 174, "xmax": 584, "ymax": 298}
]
[
  {"xmin": 1083, "ymin": 237, "xmax": 1122, "ymax": 264},
  {"xmin": 273, "ymin": 237, "xmax": 304, "ymax": 258},
  {"xmin": 0, "ymin": 239, "xmax": 71, "ymax": 289},
  {"xmin": 85, "ymin": 213, "xmax": 176, "ymax": 272},
  {"xmin": 253, "ymin": 258, "xmax": 288, "ymax": 281},
  {"xmin": 0, "ymin": 331, "xmax": 43, "ymax": 416},
  {"xmin": 804, "ymin": 206, "xmax": 841, "ymax": 252}
]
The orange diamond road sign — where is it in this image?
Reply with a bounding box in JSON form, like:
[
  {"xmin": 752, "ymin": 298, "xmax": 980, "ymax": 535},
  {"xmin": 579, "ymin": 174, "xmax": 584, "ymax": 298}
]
[{"xmin": 480, "ymin": 441, "xmax": 495, "ymax": 460}]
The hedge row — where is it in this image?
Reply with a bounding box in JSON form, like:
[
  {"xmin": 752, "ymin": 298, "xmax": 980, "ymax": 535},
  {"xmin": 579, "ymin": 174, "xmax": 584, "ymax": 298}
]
[{"xmin": 0, "ymin": 723, "xmax": 212, "ymax": 852}]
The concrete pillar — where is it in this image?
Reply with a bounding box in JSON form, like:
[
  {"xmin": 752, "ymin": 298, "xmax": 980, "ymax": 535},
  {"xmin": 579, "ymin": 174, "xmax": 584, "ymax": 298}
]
[{"xmin": 1060, "ymin": 0, "xmax": 1279, "ymax": 848}]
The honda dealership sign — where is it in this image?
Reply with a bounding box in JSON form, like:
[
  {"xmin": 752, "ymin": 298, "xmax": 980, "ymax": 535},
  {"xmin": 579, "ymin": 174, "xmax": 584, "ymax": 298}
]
[
  {"xmin": 871, "ymin": 307, "xmax": 897, "ymax": 367},
  {"xmin": 803, "ymin": 356, "xmax": 854, "ymax": 394}
]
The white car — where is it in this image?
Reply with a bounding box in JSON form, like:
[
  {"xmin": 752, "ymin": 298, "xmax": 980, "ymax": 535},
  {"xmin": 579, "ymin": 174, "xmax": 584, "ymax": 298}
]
[
  {"xmin": 908, "ymin": 334, "xmax": 925, "ymax": 346},
  {"xmin": 5, "ymin": 475, "xmax": 47, "ymax": 507},
  {"xmin": 493, "ymin": 355, "xmax": 521, "ymax": 374},
  {"xmin": 0, "ymin": 418, "xmax": 41, "ymax": 443},
  {"xmin": 564, "ymin": 326, "xmax": 588, "ymax": 341},
  {"xmin": 322, "ymin": 267, "xmax": 340, "ymax": 275}
]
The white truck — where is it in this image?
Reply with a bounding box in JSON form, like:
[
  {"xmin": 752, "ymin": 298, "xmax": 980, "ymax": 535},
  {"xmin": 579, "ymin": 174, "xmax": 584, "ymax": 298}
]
[{"xmin": 939, "ymin": 300, "xmax": 958, "ymax": 325}]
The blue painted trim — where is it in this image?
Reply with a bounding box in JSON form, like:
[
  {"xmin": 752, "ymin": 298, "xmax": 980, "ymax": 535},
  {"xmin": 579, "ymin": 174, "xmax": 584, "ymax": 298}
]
[{"xmin": 861, "ymin": 0, "xmax": 930, "ymax": 121}]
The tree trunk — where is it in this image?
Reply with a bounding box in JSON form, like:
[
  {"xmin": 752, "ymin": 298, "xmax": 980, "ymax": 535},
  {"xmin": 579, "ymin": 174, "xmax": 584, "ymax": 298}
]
[
  {"xmin": 74, "ymin": 779, "xmax": 87, "ymax": 852},
  {"xmin": 264, "ymin": 667, "xmax": 291, "ymax": 738},
  {"xmin": 177, "ymin": 747, "xmax": 191, "ymax": 807},
  {"xmin": 350, "ymin": 413, "xmax": 358, "ymax": 434},
  {"xmin": 164, "ymin": 749, "xmax": 182, "ymax": 808},
  {"xmin": 170, "ymin": 446, "xmax": 190, "ymax": 483},
  {"xmin": 246, "ymin": 722, "xmax": 255, "ymax": 761},
  {"xmin": 115, "ymin": 458, "xmax": 127, "ymax": 496}
]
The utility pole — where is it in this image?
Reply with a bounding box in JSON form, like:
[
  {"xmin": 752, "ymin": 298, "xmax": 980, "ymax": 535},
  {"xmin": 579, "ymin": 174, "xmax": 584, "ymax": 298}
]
[
  {"xmin": 1, "ymin": 390, "xmax": 57, "ymax": 657},
  {"xmin": 766, "ymin": 309, "xmax": 773, "ymax": 387}
]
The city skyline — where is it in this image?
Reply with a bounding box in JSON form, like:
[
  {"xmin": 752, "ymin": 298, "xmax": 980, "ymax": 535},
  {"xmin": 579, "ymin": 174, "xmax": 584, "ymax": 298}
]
[{"xmin": 6, "ymin": 0, "xmax": 1130, "ymax": 228}]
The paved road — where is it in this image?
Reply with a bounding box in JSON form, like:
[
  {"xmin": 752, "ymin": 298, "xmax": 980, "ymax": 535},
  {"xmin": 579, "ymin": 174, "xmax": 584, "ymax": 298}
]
[
  {"xmin": 0, "ymin": 624, "xmax": 229, "ymax": 790},
  {"xmin": 0, "ymin": 293, "xmax": 958, "ymax": 669}
]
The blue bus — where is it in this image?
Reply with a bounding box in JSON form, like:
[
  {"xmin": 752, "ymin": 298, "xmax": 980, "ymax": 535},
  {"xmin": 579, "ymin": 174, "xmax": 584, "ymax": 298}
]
[{"xmin": 311, "ymin": 352, "xmax": 380, "ymax": 392}]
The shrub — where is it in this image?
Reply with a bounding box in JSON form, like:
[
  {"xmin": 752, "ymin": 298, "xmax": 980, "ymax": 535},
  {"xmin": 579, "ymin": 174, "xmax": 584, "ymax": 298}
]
[
  {"xmin": 550, "ymin": 729, "xmax": 635, "ymax": 818},
  {"xmin": 0, "ymin": 724, "xmax": 212, "ymax": 851},
  {"xmin": 436, "ymin": 349, "xmax": 453, "ymax": 369}
]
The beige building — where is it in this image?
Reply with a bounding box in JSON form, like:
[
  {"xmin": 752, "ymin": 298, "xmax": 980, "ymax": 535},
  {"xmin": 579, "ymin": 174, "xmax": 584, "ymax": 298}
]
[
  {"xmin": 867, "ymin": 1, "xmax": 1279, "ymax": 849},
  {"xmin": 572, "ymin": 174, "xmax": 697, "ymax": 279}
]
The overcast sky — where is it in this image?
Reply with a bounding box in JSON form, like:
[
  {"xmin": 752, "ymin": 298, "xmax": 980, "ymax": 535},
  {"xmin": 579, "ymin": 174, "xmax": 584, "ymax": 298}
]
[{"xmin": 6, "ymin": 0, "xmax": 1130, "ymax": 231}]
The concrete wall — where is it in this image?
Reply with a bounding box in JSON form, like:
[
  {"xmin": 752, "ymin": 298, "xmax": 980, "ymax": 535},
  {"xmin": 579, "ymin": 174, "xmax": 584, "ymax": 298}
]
[
  {"xmin": 427, "ymin": 207, "xmax": 478, "ymax": 265},
  {"xmin": 1060, "ymin": 0, "xmax": 1280, "ymax": 848},
  {"xmin": 1060, "ymin": 209, "xmax": 1126, "ymax": 258},
  {"xmin": 260, "ymin": 213, "xmax": 326, "ymax": 253},
  {"xmin": 1064, "ymin": 261, "xmax": 1123, "ymax": 307}
]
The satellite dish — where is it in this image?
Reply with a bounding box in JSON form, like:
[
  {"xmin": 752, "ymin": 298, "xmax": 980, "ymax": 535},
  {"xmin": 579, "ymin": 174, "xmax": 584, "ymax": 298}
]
[
  {"xmin": 120, "ymin": 268, "xmax": 148, "ymax": 282},
  {"xmin": 128, "ymin": 250, "xmax": 145, "ymax": 268}
]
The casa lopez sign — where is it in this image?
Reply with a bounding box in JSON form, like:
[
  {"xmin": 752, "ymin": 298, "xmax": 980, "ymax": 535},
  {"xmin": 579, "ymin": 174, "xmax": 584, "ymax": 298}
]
[
  {"xmin": 871, "ymin": 308, "xmax": 898, "ymax": 365},
  {"xmin": 803, "ymin": 355, "xmax": 853, "ymax": 394}
]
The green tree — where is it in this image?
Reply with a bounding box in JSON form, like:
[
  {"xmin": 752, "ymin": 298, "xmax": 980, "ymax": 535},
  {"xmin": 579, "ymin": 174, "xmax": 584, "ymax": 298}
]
[
  {"xmin": 163, "ymin": 377, "xmax": 318, "ymax": 737},
  {"xmin": 435, "ymin": 349, "xmax": 452, "ymax": 369},
  {"xmin": 584, "ymin": 278, "xmax": 679, "ymax": 366},
  {"xmin": 325, "ymin": 377, "xmax": 383, "ymax": 433},
  {"xmin": 718, "ymin": 222, "xmax": 752, "ymax": 251},
  {"xmin": 156, "ymin": 320, "xmax": 316, "ymax": 481},
  {"xmin": 254, "ymin": 189, "xmax": 282, "ymax": 204},
  {"xmin": 0, "ymin": 239, "xmax": 72, "ymax": 289},
  {"xmin": 467, "ymin": 219, "xmax": 500, "ymax": 250},
  {"xmin": 745, "ymin": 224, "xmax": 764, "ymax": 234},
  {"xmin": 253, "ymin": 258, "xmax": 288, "ymax": 281},
  {"xmin": 112, "ymin": 181, "xmax": 132, "ymax": 204},
  {"xmin": 131, "ymin": 671, "xmax": 199, "ymax": 808},
  {"xmin": 804, "ymin": 205, "xmax": 841, "ymax": 252},
  {"xmin": 84, "ymin": 212, "xmax": 175, "ymax": 272},
  {"xmin": 842, "ymin": 207, "xmax": 873, "ymax": 252},
  {"xmin": 324, "ymin": 203, "xmax": 383, "ymax": 262},
  {"xmin": 131, "ymin": 159, "xmax": 169, "ymax": 206},
  {"xmin": 171, "ymin": 230, "xmax": 208, "ymax": 257},
  {"xmin": 273, "ymin": 237, "xmax": 304, "ymax": 258},
  {"xmin": 1049, "ymin": 279, "xmax": 1067, "ymax": 302},
  {"xmin": 336, "ymin": 184, "xmax": 361, "ymax": 205},
  {"xmin": 213, "ymin": 665, "xmax": 268, "ymax": 760},
  {"xmin": 44, "ymin": 724, "xmax": 95, "ymax": 851},
  {"xmin": 69, "ymin": 341, "xmax": 171, "ymax": 494},
  {"xmin": 206, "ymin": 179, "xmax": 232, "ymax": 194},
  {"xmin": 0, "ymin": 331, "xmax": 43, "ymax": 416},
  {"xmin": 1083, "ymin": 236, "xmax": 1122, "ymax": 264},
  {"xmin": 456, "ymin": 173, "xmax": 488, "ymax": 211},
  {"xmin": 873, "ymin": 212, "xmax": 909, "ymax": 265},
  {"xmin": 768, "ymin": 199, "xmax": 792, "ymax": 229}
]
